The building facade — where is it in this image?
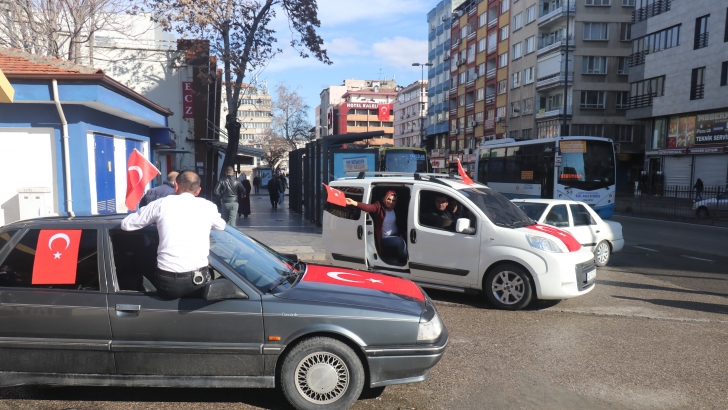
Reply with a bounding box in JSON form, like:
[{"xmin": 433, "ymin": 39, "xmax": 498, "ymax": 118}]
[
  {"xmin": 394, "ymin": 80, "xmax": 428, "ymax": 147},
  {"xmin": 335, "ymin": 86, "xmax": 397, "ymax": 138},
  {"xmin": 627, "ymin": 0, "xmax": 728, "ymax": 191},
  {"xmin": 318, "ymin": 79, "xmax": 397, "ymax": 138}
]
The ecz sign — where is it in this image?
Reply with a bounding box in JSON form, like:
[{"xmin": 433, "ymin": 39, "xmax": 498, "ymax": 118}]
[{"xmin": 182, "ymin": 82, "xmax": 194, "ymax": 118}]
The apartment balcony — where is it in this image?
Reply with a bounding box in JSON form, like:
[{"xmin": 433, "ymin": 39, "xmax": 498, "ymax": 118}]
[
  {"xmin": 486, "ymin": 68, "xmax": 496, "ymax": 79},
  {"xmin": 488, "ymin": 19, "xmax": 497, "ymax": 28},
  {"xmin": 535, "ymin": 106, "xmax": 572, "ymax": 119},
  {"xmin": 466, "ymin": 103, "xmax": 474, "ymax": 111},
  {"xmin": 538, "ymin": 3, "xmax": 575, "ymax": 27},
  {"xmin": 450, "ymin": 127, "xmax": 459, "ymax": 135},
  {"xmin": 466, "ymin": 126, "xmax": 474, "ymax": 133},
  {"xmin": 450, "ymin": 87, "xmax": 457, "ymax": 95},
  {"xmin": 485, "ymin": 95, "xmax": 495, "ymax": 105},
  {"xmin": 450, "ymin": 108, "xmax": 458, "ymax": 116},
  {"xmin": 537, "ymin": 38, "xmax": 574, "ymax": 57},
  {"xmin": 536, "ymin": 72, "xmax": 573, "ymax": 90},
  {"xmin": 487, "ymin": 46, "xmax": 497, "ymax": 55},
  {"xmin": 452, "ymin": 19, "xmax": 459, "ymax": 29},
  {"xmin": 467, "ymin": 31, "xmax": 477, "ymax": 41},
  {"xmin": 466, "ymin": 79, "xmax": 475, "ymax": 88},
  {"xmin": 483, "ymin": 119, "xmax": 495, "ymax": 130},
  {"xmin": 468, "ymin": 7, "xmax": 477, "ymax": 16},
  {"xmin": 632, "ymin": 0, "xmax": 671, "ymax": 23},
  {"xmin": 451, "ymin": 40, "xmax": 461, "ymax": 51}
]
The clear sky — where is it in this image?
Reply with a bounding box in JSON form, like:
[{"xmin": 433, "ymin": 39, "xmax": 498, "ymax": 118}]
[{"xmin": 258, "ymin": 0, "xmax": 438, "ymax": 121}]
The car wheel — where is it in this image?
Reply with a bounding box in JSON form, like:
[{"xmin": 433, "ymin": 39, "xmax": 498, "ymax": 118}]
[
  {"xmin": 484, "ymin": 264, "xmax": 533, "ymax": 310},
  {"xmin": 594, "ymin": 241, "xmax": 611, "ymax": 267},
  {"xmin": 280, "ymin": 337, "xmax": 364, "ymax": 410},
  {"xmin": 696, "ymin": 206, "xmax": 710, "ymax": 218}
]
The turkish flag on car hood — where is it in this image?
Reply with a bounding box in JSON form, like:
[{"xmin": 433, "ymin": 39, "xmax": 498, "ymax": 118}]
[
  {"xmin": 125, "ymin": 148, "xmax": 160, "ymax": 211},
  {"xmin": 32, "ymin": 230, "xmax": 82, "ymax": 284},
  {"xmin": 302, "ymin": 265, "xmax": 425, "ymax": 301},
  {"xmin": 525, "ymin": 224, "xmax": 581, "ymax": 252}
]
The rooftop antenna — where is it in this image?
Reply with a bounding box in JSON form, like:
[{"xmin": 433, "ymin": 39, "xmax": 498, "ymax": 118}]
[{"xmin": 377, "ymin": 68, "xmax": 383, "ymax": 80}]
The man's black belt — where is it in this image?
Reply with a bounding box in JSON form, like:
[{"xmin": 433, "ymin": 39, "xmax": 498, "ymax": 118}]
[{"xmin": 157, "ymin": 267, "xmax": 207, "ymax": 277}]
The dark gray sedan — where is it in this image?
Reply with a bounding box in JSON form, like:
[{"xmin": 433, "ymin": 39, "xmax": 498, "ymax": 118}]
[{"xmin": 0, "ymin": 215, "xmax": 447, "ymax": 410}]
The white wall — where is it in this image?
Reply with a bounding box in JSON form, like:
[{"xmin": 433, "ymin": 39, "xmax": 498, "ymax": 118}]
[{"xmin": 0, "ymin": 129, "xmax": 58, "ymax": 226}]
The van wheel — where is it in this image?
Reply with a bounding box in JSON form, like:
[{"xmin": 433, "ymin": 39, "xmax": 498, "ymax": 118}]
[
  {"xmin": 280, "ymin": 337, "xmax": 364, "ymax": 410},
  {"xmin": 484, "ymin": 264, "xmax": 533, "ymax": 310}
]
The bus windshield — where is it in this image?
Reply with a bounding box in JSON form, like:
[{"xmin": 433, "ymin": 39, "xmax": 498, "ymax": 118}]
[
  {"xmin": 458, "ymin": 187, "xmax": 534, "ymax": 228},
  {"xmin": 558, "ymin": 140, "xmax": 615, "ymax": 191},
  {"xmin": 384, "ymin": 149, "xmax": 427, "ymax": 173}
]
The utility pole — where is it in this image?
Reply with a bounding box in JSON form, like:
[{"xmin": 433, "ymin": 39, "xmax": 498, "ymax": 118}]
[
  {"xmin": 562, "ymin": 0, "xmax": 571, "ymax": 136},
  {"xmin": 412, "ymin": 62, "xmax": 433, "ymax": 148}
]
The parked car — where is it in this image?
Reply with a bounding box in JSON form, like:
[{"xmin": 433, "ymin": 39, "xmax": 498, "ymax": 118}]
[
  {"xmin": 693, "ymin": 193, "xmax": 728, "ymax": 218},
  {"xmin": 323, "ymin": 174, "xmax": 597, "ymax": 311},
  {"xmin": 0, "ymin": 217, "xmax": 447, "ymax": 410},
  {"xmin": 511, "ymin": 199, "xmax": 624, "ymax": 267}
]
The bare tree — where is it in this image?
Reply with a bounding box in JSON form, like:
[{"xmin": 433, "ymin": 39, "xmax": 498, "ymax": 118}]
[
  {"xmin": 0, "ymin": 0, "xmax": 131, "ymax": 63},
  {"xmin": 261, "ymin": 135, "xmax": 291, "ymax": 169},
  {"xmin": 136, "ymin": 0, "xmax": 331, "ymax": 171},
  {"xmin": 271, "ymin": 83, "xmax": 311, "ymax": 150}
]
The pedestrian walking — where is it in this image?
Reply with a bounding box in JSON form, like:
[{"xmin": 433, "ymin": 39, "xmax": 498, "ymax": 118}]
[
  {"xmin": 694, "ymin": 178, "xmax": 704, "ymax": 201},
  {"xmin": 121, "ymin": 171, "xmax": 226, "ymax": 299},
  {"xmin": 253, "ymin": 175, "xmax": 261, "ymax": 194},
  {"xmin": 278, "ymin": 173, "xmax": 287, "ymax": 207},
  {"xmin": 214, "ymin": 166, "xmax": 247, "ymax": 226},
  {"xmin": 238, "ymin": 173, "xmax": 252, "ymax": 218},
  {"xmin": 267, "ymin": 174, "xmax": 281, "ymax": 209}
]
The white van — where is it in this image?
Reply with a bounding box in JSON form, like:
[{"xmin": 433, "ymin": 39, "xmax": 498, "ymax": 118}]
[{"xmin": 323, "ymin": 174, "xmax": 597, "ymax": 310}]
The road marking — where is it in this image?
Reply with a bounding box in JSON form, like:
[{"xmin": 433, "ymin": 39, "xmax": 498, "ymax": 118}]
[
  {"xmin": 613, "ymin": 215, "xmax": 728, "ymax": 230},
  {"xmin": 681, "ymin": 255, "xmax": 714, "ymax": 263},
  {"xmin": 633, "ymin": 246, "xmax": 658, "ymax": 252}
]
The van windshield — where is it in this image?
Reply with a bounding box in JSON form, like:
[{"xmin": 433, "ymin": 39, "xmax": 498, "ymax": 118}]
[{"xmin": 458, "ymin": 187, "xmax": 535, "ymax": 228}]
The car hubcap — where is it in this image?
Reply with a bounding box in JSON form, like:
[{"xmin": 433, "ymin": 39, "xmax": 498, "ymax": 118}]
[
  {"xmin": 597, "ymin": 243, "xmax": 610, "ymax": 264},
  {"xmin": 295, "ymin": 352, "xmax": 349, "ymax": 404},
  {"xmin": 491, "ymin": 271, "xmax": 524, "ymax": 305}
]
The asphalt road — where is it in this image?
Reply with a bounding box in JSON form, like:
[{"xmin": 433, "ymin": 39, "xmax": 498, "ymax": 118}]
[{"xmin": 2, "ymin": 216, "xmax": 727, "ymax": 410}]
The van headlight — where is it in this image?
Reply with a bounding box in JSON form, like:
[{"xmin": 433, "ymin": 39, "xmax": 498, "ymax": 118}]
[
  {"xmin": 417, "ymin": 312, "xmax": 443, "ymax": 342},
  {"xmin": 526, "ymin": 235, "xmax": 563, "ymax": 253}
]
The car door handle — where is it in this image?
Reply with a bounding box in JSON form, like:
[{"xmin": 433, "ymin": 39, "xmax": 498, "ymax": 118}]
[
  {"xmin": 410, "ymin": 229, "xmax": 417, "ymax": 244},
  {"xmin": 357, "ymin": 225, "xmax": 363, "ymax": 240},
  {"xmin": 116, "ymin": 304, "xmax": 140, "ymax": 312}
]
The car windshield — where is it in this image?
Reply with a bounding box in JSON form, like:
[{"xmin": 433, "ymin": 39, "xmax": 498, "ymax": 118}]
[
  {"xmin": 210, "ymin": 226, "xmax": 294, "ymax": 293},
  {"xmin": 458, "ymin": 186, "xmax": 534, "ymax": 228},
  {"xmin": 513, "ymin": 202, "xmax": 548, "ymax": 221}
]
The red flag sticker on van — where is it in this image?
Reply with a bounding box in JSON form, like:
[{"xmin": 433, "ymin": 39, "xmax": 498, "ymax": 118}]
[
  {"xmin": 525, "ymin": 224, "xmax": 581, "ymax": 252},
  {"xmin": 303, "ymin": 265, "xmax": 425, "ymax": 301}
]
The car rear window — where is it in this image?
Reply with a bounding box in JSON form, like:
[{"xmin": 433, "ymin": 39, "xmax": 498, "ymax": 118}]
[{"xmin": 514, "ymin": 203, "xmax": 548, "ymax": 221}]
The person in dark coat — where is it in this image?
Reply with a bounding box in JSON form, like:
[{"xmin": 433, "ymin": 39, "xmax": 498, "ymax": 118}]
[
  {"xmin": 345, "ymin": 190, "xmax": 407, "ymax": 260},
  {"xmin": 267, "ymin": 175, "xmax": 281, "ymax": 209},
  {"xmin": 253, "ymin": 176, "xmax": 261, "ymax": 194},
  {"xmin": 694, "ymin": 178, "xmax": 704, "ymax": 201},
  {"xmin": 238, "ymin": 173, "xmax": 252, "ymax": 218},
  {"xmin": 138, "ymin": 171, "xmax": 178, "ymax": 208}
]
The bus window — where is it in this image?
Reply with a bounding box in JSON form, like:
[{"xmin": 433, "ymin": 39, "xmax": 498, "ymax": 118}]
[
  {"xmin": 558, "ymin": 140, "xmax": 614, "ymax": 190},
  {"xmin": 504, "ymin": 147, "xmax": 521, "ymax": 183},
  {"xmin": 383, "ymin": 149, "xmax": 427, "ymax": 173},
  {"xmin": 488, "ymin": 148, "xmax": 506, "ymax": 182},
  {"xmin": 477, "ymin": 149, "xmax": 490, "ymax": 183}
]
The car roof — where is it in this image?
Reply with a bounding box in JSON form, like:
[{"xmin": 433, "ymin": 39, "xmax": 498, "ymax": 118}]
[
  {"xmin": 511, "ymin": 199, "xmax": 586, "ymax": 205},
  {"xmin": 2, "ymin": 214, "xmax": 126, "ymax": 229},
  {"xmin": 332, "ymin": 174, "xmax": 485, "ymax": 191}
]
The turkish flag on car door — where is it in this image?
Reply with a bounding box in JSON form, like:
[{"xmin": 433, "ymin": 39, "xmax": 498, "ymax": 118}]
[
  {"xmin": 125, "ymin": 148, "xmax": 160, "ymax": 211},
  {"xmin": 32, "ymin": 230, "xmax": 83, "ymax": 284},
  {"xmin": 377, "ymin": 104, "xmax": 391, "ymax": 121},
  {"xmin": 323, "ymin": 183, "xmax": 347, "ymax": 207}
]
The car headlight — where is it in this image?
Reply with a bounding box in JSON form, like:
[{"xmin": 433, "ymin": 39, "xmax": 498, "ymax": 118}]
[
  {"xmin": 526, "ymin": 235, "xmax": 563, "ymax": 253},
  {"xmin": 418, "ymin": 311, "xmax": 443, "ymax": 342}
]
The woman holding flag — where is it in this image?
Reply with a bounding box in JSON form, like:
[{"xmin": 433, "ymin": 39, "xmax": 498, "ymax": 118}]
[{"xmin": 344, "ymin": 190, "xmax": 408, "ymax": 262}]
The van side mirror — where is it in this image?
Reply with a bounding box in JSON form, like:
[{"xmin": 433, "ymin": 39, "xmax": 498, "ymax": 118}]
[
  {"xmin": 203, "ymin": 278, "xmax": 248, "ymax": 301},
  {"xmin": 456, "ymin": 218, "xmax": 473, "ymax": 233}
]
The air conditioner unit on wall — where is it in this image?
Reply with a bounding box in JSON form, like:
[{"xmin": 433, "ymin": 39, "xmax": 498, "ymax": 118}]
[{"xmin": 471, "ymin": 121, "xmax": 478, "ymax": 127}]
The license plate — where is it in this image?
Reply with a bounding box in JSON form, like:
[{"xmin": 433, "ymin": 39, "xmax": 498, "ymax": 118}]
[{"xmin": 586, "ymin": 269, "xmax": 596, "ymax": 282}]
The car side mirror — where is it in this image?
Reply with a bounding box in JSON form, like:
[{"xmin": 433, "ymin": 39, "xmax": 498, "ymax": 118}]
[
  {"xmin": 203, "ymin": 278, "xmax": 248, "ymax": 301},
  {"xmin": 455, "ymin": 218, "xmax": 471, "ymax": 233}
]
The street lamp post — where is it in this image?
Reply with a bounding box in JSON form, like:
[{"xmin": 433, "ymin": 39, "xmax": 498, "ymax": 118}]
[{"xmin": 412, "ymin": 62, "xmax": 433, "ymax": 148}]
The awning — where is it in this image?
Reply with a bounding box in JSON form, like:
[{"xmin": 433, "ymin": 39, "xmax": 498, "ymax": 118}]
[{"xmin": 206, "ymin": 140, "xmax": 265, "ymax": 158}]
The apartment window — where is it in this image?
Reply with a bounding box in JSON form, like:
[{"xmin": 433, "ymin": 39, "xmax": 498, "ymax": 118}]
[
  {"xmin": 615, "ymin": 125, "xmax": 633, "ymax": 142},
  {"xmin": 512, "ymin": 42, "xmax": 522, "ymax": 59},
  {"xmin": 629, "ymin": 76, "xmax": 665, "ymax": 108},
  {"xmin": 510, "ymin": 102, "xmax": 520, "ymax": 117},
  {"xmin": 581, "ymin": 91, "xmax": 606, "ymax": 108},
  {"xmin": 586, "ymin": 0, "xmax": 610, "ymax": 6},
  {"xmin": 488, "ymin": 32, "xmax": 498, "ymax": 52},
  {"xmin": 582, "ymin": 56, "xmax": 608, "ymax": 74},
  {"xmin": 526, "ymin": 5, "xmax": 536, "ymax": 24},
  {"xmin": 475, "ymin": 112, "xmax": 484, "ymax": 122},
  {"xmin": 501, "ymin": 0, "xmax": 510, "ymax": 14},
  {"xmin": 497, "ymin": 106, "xmax": 507, "ymax": 118},
  {"xmin": 615, "ymin": 91, "xmax": 630, "ymax": 109},
  {"xmin": 575, "ymin": 124, "xmax": 603, "ymax": 136},
  {"xmin": 522, "ymin": 128, "xmax": 533, "ymax": 139},
  {"xmin": 512, "ymin": 72, "xmax": 522, "ymax": 88},
  {"xmin": 630, "ymin": 25, "xmax": 681, "ymax": 66},
  {"xmin": 694, "ymin": 15, "xmax": 709, "ymax": 49},
  {"xmin": 460, "ymin": 72, "xmax": 467, "ymax": 84},
  {"xmin": 721, "ymin": 61, "xmax": 728, "ymax": 86},
  {"xmin": 690, "ymin": 67, "xmax": 705, "ymax": 100},
  {"xmin": 459, "ymin": 95, "xmax": 466, "ymax": 107},
  {"xmin": 468, "ymin": 44, "xmax": 476, "ymax": 63},
  {"xmin": 478, "ymin": 38, "xmax": 487, "ymax": 53},
  {"xmin": 524, "ymin": 67, "xmax": 534, "ymax": 84},
  {"xmin": 509, "ymin": 130, "xmax": 520, "ymax": 139},
  {"xmin": 479, "ymin": 12, "xmax": 487, "ymax": 27},
  {"xmin": 478, "ymin": 63, "xmax": 486, "ymax": 77},
  {"xmin": 513, "ymin": 13, "xmax": 523, "ymax": 31},
  {"xmin": 525, "ymin": 36, "xmax": 536, "ymax": 54},
  {"xmin": 522, "ymin": 98, "xmax": 533, "ymax": 114},
  {"xmin": 584, "ymin": 22, "xmax": 609, "ymax": 40},
  {"xmin": 498, "ymin": 52, "xmax": 509, "ymax": 67},
  {"xmin": 623, "ymin": 0, "xmax": 634, "ymax": 5},
  {"xmin": 476, "ymin": 87, "xmax": 485, "ymax": 101},
  {"xmin": 620, "ymin": 23, "xmax": 632, "ymax": 41},
  {"xmin": 500, "ymin": 25, "xmax": 509, "ymax": 41},
  {"xmin": 497, "ymin": 80, "xmax": 508, "ymax": 95},
  {"xmin": 617, "ymin": 57, "xmax": 629, "ymax": 74}
]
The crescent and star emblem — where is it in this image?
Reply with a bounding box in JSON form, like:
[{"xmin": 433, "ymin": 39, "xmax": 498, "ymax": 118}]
[
  {"xmin": 128, "ymin": 166, "xmax": 143, "ymax": 186},
  {"xmin": 326, "ymin": 272, "xmax": 383, "ymax": 284},
  {"xmin": 48, "ymin": 233, "xmax": 70, "ymax": 259}
]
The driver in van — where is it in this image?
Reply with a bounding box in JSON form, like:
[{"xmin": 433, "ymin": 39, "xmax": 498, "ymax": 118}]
[
  {"xmin": 345, "ymin": 190, "xmax": 408, "ymax": 262},
  {"xmin": 421, "ymin": 195, "xmax": 456, "ymax": 231}
]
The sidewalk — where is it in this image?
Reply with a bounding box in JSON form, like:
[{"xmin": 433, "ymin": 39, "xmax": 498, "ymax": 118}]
[{"xmin": 233, "ymin": 194, "xmax": 328, "ymax": 263}]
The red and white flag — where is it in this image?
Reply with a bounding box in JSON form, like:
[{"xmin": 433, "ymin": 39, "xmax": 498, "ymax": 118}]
[
  {"xmin": 377, "ymin": 104, "xmax": 391, "ymax": 121},
  {"xmin": 32, "ymin": 230, "xmax": 82, "ymax": 284},
  {"xmin": 323, "ymin": 183, "xmax": 347, "ymax": 207},
  {"xmin": 302, "ymin": 265, "xmax": 424, "ymax": 301},
  {"xmin": 525, "ymin": 224, "xmax": 581, "ymax": 252},
  {"xmin": 457, "ymin": 159, "xmax": 474, "ymax": 185},
  {"xmin": 125, "ymin": 148, "xmax": 160, "ymax": 211}
]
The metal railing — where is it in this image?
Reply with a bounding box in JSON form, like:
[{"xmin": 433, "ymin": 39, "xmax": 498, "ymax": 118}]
[
  {"xmin": 628, "ymin": 94, "xmax": 654, "ymax": 109},
  {"xmin": 690, "ymin": 84, "xmax": 705, "ymax": 100},
  {"xmin": 694, "ymin": 32, "xmax": 709, "ymax": 49},
  {"xmin": 616, "ymin": 185, "xmax": 728, "ymax": 222},
  {"xmin": 485, "ymin": 95, "xmax": 495, "ymax": 105},
  {"xmin": 632, "ymin": 0, "xmax": 671, "ymax": 23}
]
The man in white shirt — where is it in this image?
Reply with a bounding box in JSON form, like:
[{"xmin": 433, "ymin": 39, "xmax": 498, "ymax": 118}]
[{"xmin": 121, "ymin": 171, "xmax": 226, "ymax": 299}]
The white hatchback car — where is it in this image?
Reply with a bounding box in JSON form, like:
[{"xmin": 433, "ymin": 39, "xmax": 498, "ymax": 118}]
[
  {"xmin": 323, "ymin": 174, "xmax": 597, "ymax": 310},
  {"xmin": 511, "ymin": 199, "xmax": 624, "ymax": 267}
]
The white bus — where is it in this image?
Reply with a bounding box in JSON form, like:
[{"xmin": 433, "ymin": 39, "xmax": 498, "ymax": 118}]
[{"xmin": 475, "ymin": 136, "xmax": 616, "ymax": 218}]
